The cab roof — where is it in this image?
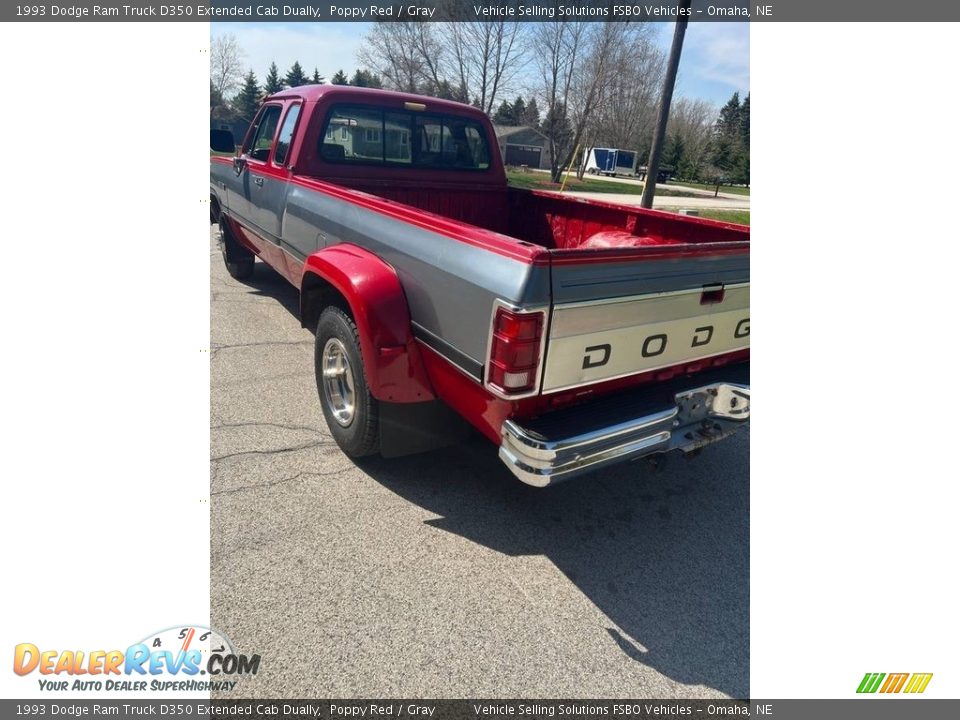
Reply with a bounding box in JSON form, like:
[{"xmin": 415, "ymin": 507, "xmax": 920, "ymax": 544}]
[{"xmin": 265, "ymin": 84, "xmax": 486, "ymax": 119}]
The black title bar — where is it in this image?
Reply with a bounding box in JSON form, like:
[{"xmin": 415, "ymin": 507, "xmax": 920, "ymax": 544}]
[
  {"xmin": 5, "ymin": 1, "xmax": 960, "ymax": 22},
  {"xmin": 3, "ymin": 699, "xmax": 960, "ymax": 720}
]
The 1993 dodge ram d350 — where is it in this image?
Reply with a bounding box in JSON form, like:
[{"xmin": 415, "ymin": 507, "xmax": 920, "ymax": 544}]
[{"xmin": 210, "ymin": 85, "xmax": 750, "ymax": 487}]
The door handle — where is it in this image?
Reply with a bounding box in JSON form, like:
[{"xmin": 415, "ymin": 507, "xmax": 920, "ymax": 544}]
[{"xmin": 254, "ymin": 177, "xmax": 264, "ymax": 187}]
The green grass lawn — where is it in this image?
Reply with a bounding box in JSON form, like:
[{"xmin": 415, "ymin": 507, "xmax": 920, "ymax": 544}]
[
  {"xmin": 687, "ymin": 209, "xmax": 750, "ymax": 226},
  {"xmin": 507, "ymin": 169, "xmax": 698, "ymax": 198},
  {"xmin": 667, "ymin": 180, "xmax": 750, "ymax": 196}
]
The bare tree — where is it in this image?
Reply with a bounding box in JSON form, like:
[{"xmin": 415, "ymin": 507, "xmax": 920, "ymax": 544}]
[
  {"xmin": 210, "ymin": 34, "xmax": 245, "ymax": 100},
  {"xmin": 358, "ymin": 20, "xmax": 527, "ymax": 112},
  {"xmin": 534, "ymin": 22, "xmax": 584, "ymax": 183},
  {"xmin": 532, "ymin": 22, "xmax": 664, "ymax": 183},
  {"xmin": 358, "ymin": 23, "xmax": 432, "ymax": 93},
  {"xmin": 407, "ymin": 22, "xmax": 447, "ymax": 95},
  {"xmin": 666, "ymin": 97, "xmax": 716, "ymax": 180},
  {"xmin": 444, "ymin": 22, "xmax": 527, "ymax": 114},
  {"xmin": 587, "ymin": 28, "xmax": 665, "ymax": 158},
  {"xmin": 536, "ymin": 23, "xmax": 655, "ymax": 183}
]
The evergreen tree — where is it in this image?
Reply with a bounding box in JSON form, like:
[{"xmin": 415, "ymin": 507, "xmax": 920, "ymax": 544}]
[
  {"xmin": 285, "ymin": 61, "xmax": 309, "ymax": 88},
  {"xmin": 210, "ymin": 80, "xmax": 232, "ymax": 120},
  {"xmin": 311, "ymin": 67, "xmax": 324, "ymax": 85},
  {"xmin": 232, "ymin": 70, "xmax": 261, "ymax": 124},
  {"xmin": 716, "ymin": 92, "xmax": 741, "ymax": 136},
  {"xmin": 710, "ymin": 91, "xmax": 749, "ymax": 185},
  {"xmin": 331, "ymin": 69, "xmax": 349, "ymax": 85},
  {"xmin": 663, "ymin": 133, "xmax": 684, "ymax": 172},
  {"xmin": 492, "ymin": 100, "xmax": 516, "ymax": 125},
  {"xmin": 739, "ymin": 93, "xmax": 750, "ymax": 145},
  {"xmin": 521, "ymin": 97, "xmax": 541, "ymax": 128},
  {"xmin": 511, "ymin": 96, "xmax": 527, "ymax": 124},
  {"xmin": 264, "ymin": 62, "xmax": 284, "ymax": 94},
  {"xmin": 434, "ymin": 80, "xmax": 461, "ymax": 101},
  {"xmin": 737, "ymin": 147, "xmax": 750, "ymax": 186},
  {"xmin": 349, "ymin": 69, "xmax": 383, "ymax": 88},
  {"xmin": 738, "ymin": 93, "xmax": 750, "ymax": 184}
]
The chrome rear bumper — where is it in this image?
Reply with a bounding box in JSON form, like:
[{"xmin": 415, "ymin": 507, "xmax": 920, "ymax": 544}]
[{"xmin": 499, "ymin": 377, "xmax": 750, "ymax": 487}]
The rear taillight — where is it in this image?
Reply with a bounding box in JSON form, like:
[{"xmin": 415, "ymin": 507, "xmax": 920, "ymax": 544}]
[{"xmin": 487, "ymin": 307, "xmax": 544, "ymax": 395}]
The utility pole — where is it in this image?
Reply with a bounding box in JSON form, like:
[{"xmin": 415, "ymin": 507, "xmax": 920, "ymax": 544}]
[{"xmin": 641, "ymin": 0, "xmax": 692, "ymax": 209}]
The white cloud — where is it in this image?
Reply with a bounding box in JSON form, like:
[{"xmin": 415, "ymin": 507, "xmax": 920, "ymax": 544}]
[{"xmin": 683, "ymin": 22, "xmax": 750, "ymax": 94}]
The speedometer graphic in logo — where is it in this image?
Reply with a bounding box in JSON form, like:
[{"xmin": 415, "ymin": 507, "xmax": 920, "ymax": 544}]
[{"xmin": 137, "ymin": 624, "xmax": 236, "ymax": 675}]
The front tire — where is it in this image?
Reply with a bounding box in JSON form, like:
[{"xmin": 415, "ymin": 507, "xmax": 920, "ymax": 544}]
[{"xmin": 315, "ymin": 307, "xmax": 380, "ymax": 457}]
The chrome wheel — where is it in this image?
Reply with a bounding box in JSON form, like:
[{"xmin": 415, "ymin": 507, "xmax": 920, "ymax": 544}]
[{"xmin": 321, "ymin": 338, "xmax": 356, "ymax": 427}]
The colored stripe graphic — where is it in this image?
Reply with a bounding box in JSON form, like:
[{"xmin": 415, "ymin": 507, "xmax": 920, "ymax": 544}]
[
  {"xmin": 880, "ymin": 673, "xmax": 909, "ymax": 693},
  {"xmin": 857, "ymin": 673, "xmax": 885, "ymax": 693},
  {"xmin": 858, "ymin": 672, "xmax": 933, "ymax": 694},
  {"xmin": 904, "ymin": 673, "xmax": 933, "ymax": 694}
]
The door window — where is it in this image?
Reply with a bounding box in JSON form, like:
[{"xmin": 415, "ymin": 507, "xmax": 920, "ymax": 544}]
[
  {"xmin": 244, "ymin": 105, "xmax": 283, "ymax": 162},
  {"xmin": 273, "ymin": 104, "xmax": 301, "ymax": 167}
]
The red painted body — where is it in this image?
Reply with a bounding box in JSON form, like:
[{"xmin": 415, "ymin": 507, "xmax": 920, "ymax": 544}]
[
  {"xmin": 212, "ymin": 85, "xmax": 750, "ymax": 445},
  {"xmin": 421, "ymin": 342, "xmax": 751, "ymax": 444},
  {"xmin": 301, "ymin": 246, "xmax": 434, "ymax": 404}
]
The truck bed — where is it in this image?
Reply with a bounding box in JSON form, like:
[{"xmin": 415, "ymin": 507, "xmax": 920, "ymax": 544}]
[{"xmin": 306, "ymin": 176, "xmax": 748, "ymax": 252}]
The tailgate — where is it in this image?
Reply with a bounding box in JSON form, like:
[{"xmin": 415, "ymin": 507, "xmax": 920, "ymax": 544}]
[{"xmin": 542, "ymin": 248, "xmax": 749, "ymax": 393}]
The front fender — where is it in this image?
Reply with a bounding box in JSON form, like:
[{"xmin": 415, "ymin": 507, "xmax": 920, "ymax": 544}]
[{"xmin": 301, "ymin": 244, "xmax": 434, "ymax": 403}]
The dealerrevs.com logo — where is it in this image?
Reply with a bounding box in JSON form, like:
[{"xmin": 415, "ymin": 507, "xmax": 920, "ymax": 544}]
[
  {"xmin": 857, "ymin": 672, "xmax": 933, "ymax": 694},
  {"xmin": 13, "ymin": 625, "xmax": 260, "ymax": 692}
]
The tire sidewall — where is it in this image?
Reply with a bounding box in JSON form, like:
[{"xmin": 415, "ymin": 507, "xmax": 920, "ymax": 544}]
[
  {"xmin": 316, "ymin": 308, "xmax": 379, "ymax": 456},
  {"xmin": 219, "ymin": 219, "xmax": 255, "ymax": 280}
]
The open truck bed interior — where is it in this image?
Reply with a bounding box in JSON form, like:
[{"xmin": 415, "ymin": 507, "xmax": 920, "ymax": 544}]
[{"xmin": 305, "ymin": 176, "xmax": 748, "ymax": 253}]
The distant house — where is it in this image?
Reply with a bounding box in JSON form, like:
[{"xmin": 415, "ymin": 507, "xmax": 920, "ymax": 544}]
[
  {"xmin": 323, "ymin": 113, "xmax": 411, "ymax": 161},
  {"xmin": 213, "ymin": 119, "xmax": 250, "ymax": 148},
  {"xmin": 493, "ymin": 125, "xmax": 552, "ymax": 170}
]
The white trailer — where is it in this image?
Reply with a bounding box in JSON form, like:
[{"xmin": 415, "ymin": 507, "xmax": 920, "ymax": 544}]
[{"xmin": 583, "ymin": 147, "xmax": 639, "ymax": 177}]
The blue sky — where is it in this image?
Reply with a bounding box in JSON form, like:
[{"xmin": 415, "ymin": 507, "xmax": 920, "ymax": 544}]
[{"xmin": 213, "ymin": 21, "xmax": 748, "ymax": 108}]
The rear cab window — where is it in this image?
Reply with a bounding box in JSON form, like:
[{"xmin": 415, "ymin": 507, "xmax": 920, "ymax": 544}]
[{"xmin": 318, "ymin": 104, "xmax": 491, "ymax": 171}]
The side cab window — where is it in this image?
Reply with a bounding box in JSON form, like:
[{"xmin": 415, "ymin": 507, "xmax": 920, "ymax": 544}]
[
  {"xmin": 273, "ymin": 103, "xmax": 302, "ymax": 167},
  {"xmin": 243, "ymin": 104, "xmax": 283, "ymax": 162}
]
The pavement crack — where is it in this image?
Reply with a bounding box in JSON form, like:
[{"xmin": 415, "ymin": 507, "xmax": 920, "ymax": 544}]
[
  {"xmin": 210, "ymin": 439, "xmax": 333, "ymax": 463},
  {"xmin": 211, "ymin": 421, "xmax": 325, "ymax": 435},
  {"xmin": 211, "ymin": 470, "xmax": 340, "ymax": 497},
  {"xmin": 210, "ymin": 339, "xmax": 312, "ymax": 360}
]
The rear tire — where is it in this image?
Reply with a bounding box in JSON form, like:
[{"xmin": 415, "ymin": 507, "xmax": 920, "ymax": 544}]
[
  {"xmin": 315, "ymin": 307, "xmax": 380, "ymax": 457},
  {"xmin": 218, "ymin": 219, "xmax": 255, "ymax": 280}
]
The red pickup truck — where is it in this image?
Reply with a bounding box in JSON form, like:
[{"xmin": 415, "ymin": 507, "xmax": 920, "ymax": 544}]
[{"xmin": 210, "ymin": 85, "xmax": 749, "ymax": 487}]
